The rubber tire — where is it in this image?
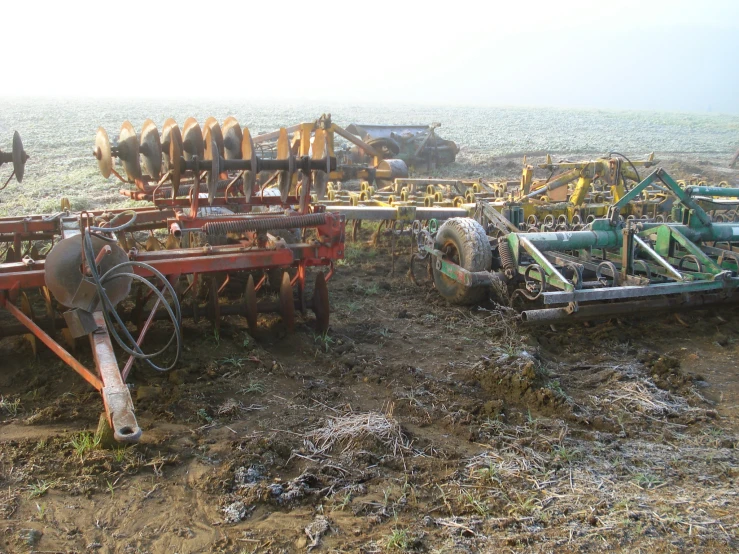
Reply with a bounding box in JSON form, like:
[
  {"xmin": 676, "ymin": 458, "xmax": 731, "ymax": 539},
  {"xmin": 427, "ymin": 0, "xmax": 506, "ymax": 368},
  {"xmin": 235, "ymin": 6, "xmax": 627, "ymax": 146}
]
[{"xmin": 432, "ymin": 218, "xmax": 492, "ymax": 305}]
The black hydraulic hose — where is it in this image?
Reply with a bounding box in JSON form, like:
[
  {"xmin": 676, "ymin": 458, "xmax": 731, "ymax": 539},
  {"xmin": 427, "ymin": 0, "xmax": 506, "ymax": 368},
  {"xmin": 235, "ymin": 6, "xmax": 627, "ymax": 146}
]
[
  {"xmin": 83, "ymin": 219, "xmax": 182, "ymax": 372},
  {"xmin": 609, "ymin": 151, "xmax": 641, "ymax": 184},
  {"xmin": 89, "ymin": 210, "xmax": 138, "ymax": 233}
]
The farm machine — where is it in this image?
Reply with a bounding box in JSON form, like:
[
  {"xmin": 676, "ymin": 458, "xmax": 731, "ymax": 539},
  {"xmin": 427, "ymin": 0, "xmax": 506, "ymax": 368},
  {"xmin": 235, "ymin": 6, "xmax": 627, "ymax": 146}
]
[
  {"xmin": 0, "ymin": 118, "xmax": 345, "ymax": 443},
  {"xmin": 409, "ymin": 169, "xmax": 739, "ymax": 321}
]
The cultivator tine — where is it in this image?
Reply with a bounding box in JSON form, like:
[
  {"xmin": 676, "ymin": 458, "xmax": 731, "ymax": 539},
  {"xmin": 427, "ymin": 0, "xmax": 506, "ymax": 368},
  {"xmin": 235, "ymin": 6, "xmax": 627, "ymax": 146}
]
[
  {"xmin": 312, "ymin": 272, "xmax": 330, "ymax": 333},
  {"xmin": 118, "ymin": 121, "xmax": 142, "ymax": 182},
  {"xmin": 139, "ymin": 119, "xmax": 162, "ymax": 180},
  {"xmin": 182, "ymin": 118, "xmax": 204, "ymax": 161},
  {"xmin": 279, "ymin": 272, "xmax": 295, "ymax": 332},
  {"xmin": 222, "ymin": 117, "xmax": 243, "ymax": 160},
  {"xmin": 203, "ymin": 117, "xmax": 225, "ymax": 161},
  {"xmin": 241, "ymin": 126, "xmax": 256, "ymax": 201},
  {"xmin": 245, "ymin": 275, "xmax": 258, "ymax": 332}
]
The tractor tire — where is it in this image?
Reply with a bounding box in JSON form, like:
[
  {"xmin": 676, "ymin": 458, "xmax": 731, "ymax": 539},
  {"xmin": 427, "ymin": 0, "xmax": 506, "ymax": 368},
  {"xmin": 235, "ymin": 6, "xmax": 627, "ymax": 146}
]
[{"xmin": 432, "ymin": 218, "xmax": 492, "ymax": 305}]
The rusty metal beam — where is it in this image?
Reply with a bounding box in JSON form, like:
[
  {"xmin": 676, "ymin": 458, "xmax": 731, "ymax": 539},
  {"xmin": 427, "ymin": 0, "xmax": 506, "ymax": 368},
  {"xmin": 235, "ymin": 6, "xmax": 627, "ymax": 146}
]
[
  {"xmin": 2, "ymin": 298, "xmax": 103, "ymax": 391},
  {"xmin": 89, "ymin": 312, "xmax": 141, "ymax": 443}
]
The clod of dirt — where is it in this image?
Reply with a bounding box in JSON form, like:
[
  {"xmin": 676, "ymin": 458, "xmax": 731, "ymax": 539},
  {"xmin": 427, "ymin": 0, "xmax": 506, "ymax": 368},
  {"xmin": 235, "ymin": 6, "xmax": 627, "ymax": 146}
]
[
  {"xmin": 223, "ymin": 500, "xmax": 248, "ymax": 523},
  {"xmin": 234, "ymin": 465, "xmax": 265, "ymax": 489},
  {"xmin": 18, "ymin": 528, "xmax": 42, "ymax": 547},
  {"xmin": 270, "ymin": 472, "xmax": 321, "ymax": 504},
  {"xmin": 304, "ymin": 515, "xmax": 330, "ymax": 551}
]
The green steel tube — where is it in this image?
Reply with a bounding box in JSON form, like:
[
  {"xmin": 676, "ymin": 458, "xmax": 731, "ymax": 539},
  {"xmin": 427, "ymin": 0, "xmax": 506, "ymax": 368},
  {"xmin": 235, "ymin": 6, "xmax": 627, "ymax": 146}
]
[
  {"xmin": 685, "ymin": 186, "xmax": 739, "ymax": 198},
  {"xmin": 516, "ymin": 229, "xmax": 620, "ymax": 251}
]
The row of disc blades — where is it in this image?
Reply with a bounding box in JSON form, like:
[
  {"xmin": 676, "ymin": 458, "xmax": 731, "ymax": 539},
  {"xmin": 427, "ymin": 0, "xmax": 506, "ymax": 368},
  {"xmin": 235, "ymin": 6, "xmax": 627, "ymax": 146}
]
[
  {"xmin": 94, "ymin": 117, "xmax": 254, "ymax": 182},
  {"xmin": 93, "ymin": 117, "xmax": 327, "ymax": 198}
]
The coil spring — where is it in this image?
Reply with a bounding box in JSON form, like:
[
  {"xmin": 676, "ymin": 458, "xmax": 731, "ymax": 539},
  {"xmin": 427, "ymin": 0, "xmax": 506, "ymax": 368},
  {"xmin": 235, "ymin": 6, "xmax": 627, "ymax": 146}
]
[
  {"xmin": 498, "ymin": 237, "xmax": 516, "ymax": 278},
  {"xmin": 202, "ymin": 212, "xmax": 327, "ymax": 236}
]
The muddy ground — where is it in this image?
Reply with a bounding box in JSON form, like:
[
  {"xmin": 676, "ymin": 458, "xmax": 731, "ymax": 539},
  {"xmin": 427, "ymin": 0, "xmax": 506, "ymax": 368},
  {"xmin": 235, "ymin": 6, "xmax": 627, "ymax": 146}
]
[{"xmin": 0, "ymin": 153, "xmax": 739, "ymax": 554}]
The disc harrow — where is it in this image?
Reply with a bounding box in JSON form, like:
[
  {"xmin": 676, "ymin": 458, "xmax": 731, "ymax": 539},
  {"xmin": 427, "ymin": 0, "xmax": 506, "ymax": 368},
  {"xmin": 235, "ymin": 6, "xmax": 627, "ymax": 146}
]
[{"xmin": 0, "ymin": 121, "xmax": 346, "ymax": 444}]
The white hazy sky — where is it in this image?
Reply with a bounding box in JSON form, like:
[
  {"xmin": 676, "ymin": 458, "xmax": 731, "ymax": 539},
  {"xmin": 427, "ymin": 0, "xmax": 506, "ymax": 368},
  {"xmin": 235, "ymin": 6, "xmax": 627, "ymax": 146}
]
[{"xmin": 4, "ymin": 0, "xmax": 738, "ymax": 112}]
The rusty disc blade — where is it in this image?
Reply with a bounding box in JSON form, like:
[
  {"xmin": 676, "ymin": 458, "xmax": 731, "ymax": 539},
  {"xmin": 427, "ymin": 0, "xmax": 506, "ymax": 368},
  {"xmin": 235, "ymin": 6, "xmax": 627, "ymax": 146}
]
[
  {"xmin": 182, "ymin": 118, "xmax": 204, "ymax": 161},
  {"xmin": 12, "ymin": 131, "xmax": 27, "ymax": 183},
  {"xmin": 299, "ymin": 172, "xmax": 310, "ymax": 213},
  {"xmin": 45, "ymin": 235, "xmax": 132, "ymax": 310},
  {"xmin": 242, "ymin": 127, "xmax": 256, "ymax": 201},
  {"xmin": 279, "ymin": 272, "xmax": 295, "ymax": 333},
  {"xmin": 203, "ymin": 118, "xmax": 225, "ymax": 161},
  {"xmin": 140, "ymin": 119, "xmax": 162, "ymax": 180},
  {"xmin": 312, "ymin": 272, "xmax": 329, "ymax": 333},
  {"xmin": 169, "ymin": 129, "xmax": 183, "ymax": 198},
  {"xmin": 245, "ymin": 274, "xmax": 258, "ymax": 332},
  {"xmin": 119, "ymin": 121, "xmax": 142, "ymax": 182},
  {"xmin": 94, "ymin": 127, "xmax": 112, "ymax": 179},
  {"xmin": 208, "ymin": 140, "xmax": 219, "ymax": 204},
  {"xmin": 223, "ymin": 117, "xmax": 242, "ymax": 160},
  {"xmin": 277, "ymin": 128, "xmax": 291, "ymax": 202},
  {"xmin": 161, "ymin": 119, "xmax": 182, "ymax": 170}
]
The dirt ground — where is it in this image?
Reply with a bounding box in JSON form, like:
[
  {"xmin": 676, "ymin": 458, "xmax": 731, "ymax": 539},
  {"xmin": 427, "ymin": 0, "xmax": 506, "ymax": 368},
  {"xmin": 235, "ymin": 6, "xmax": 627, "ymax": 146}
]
[{"xmin": 1, "ymin": 154, "xmax": 739, "ymax": 554}]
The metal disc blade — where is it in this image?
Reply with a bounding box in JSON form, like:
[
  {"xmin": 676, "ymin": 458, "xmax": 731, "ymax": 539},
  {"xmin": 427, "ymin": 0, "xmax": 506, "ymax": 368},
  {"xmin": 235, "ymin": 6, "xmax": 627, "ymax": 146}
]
[
  {"xmin": 94, "ymin": 127, "xmax": 113, "ymax": 178},
  {"xmin": 208, "ymin": 140, "xmax": 219, "ymax": 204},
  {"xmin": 139, "ymin": 119, "xmax": 162, "ymax": 180},
  {"xmin": 279, "ymin": 272, "xmax": 295, "ymax": 333},
  {"xmin": 243, "ymin": 171, "xmax": 255, "ymax": 202},
  {"xmin": 312, "ymin": 128, "xmax": 325, "ymax": 160},
  {"xmin": 223, "ymin": 117, "xmax": 242, "ymax": 160},
  {"xmin": 242, "ymin": 127, "xmax": 256, "ymax": 201},
  {"xmin": 170, "ymin": 132, "xmax": 183, "ymax": 198},
  {"xmin": 277, "ymin": 128, "xmax": 289, "ymax": 159},
  {"xmin": 278, "ymin": 172, "xmax": 290, "ymax": 202},
  {"xmin": 203, "ymin": 117, "xmax": 225, "ymax": 161},
  {"xmin": 119, "ymin": 121, "xmax": 141, "ymax": 182},
  {"xmin": 299, "ymin": 172, "xmax": 310, "ymax": 213},
  {"xmin": 241, "ymin": 126, "xmax": 254, "ymax": 162},
  {"xmin": 161, "ymin": 119, "xmax": 182, "ymax": 170},
  {"xmin": 312, "ymin": 272, "xmax": 330, "ymax": 333},
  {"xmin": 45, "ymin": 235, "xmax": 132, "ymax": 310},
  {"xmin": 313, "ymin": 171, "xmax": 328, "ymax": 200},
  {"xmin": 182, "ymin": 118, "xmax": 204, "ymax": 161},
  {"xmin": 12, "ymin": 131, "xmax": 27, "ymax": 183},
  {"xmin": 245, "ymin": 274, "xmax": 258, "ymax": 332},
  {"xmin": 276, "ymin": 128, "xmax": 291, "ymax": 202}
]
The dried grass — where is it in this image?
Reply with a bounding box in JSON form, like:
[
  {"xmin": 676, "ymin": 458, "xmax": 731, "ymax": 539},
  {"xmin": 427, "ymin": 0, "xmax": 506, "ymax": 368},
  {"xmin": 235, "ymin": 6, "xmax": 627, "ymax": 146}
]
[{"xmin": 304, "ymin": 409, "xmax": 411, "ymax": 456}]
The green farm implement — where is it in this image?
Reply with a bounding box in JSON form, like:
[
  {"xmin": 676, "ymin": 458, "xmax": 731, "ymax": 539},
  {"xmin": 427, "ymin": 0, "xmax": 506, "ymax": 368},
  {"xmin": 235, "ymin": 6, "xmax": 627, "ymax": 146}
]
[{"xmin": 413, "ymin": 168, "xmax": 739, "ymax": 321}]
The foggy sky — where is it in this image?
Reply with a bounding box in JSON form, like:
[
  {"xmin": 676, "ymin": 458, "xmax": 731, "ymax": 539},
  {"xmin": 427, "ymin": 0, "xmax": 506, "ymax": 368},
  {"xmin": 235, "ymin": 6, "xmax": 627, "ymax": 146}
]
[{"xmin": 4, "ymin": 0, "xmax": 738, "ymax": 113}]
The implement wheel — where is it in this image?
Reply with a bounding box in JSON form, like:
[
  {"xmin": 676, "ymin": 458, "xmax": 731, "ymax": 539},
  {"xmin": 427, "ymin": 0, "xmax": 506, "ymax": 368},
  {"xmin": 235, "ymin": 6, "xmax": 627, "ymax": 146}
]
[{"xmin": 432, "ymin": 218, "xmax": 492, "ymax": 305}]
